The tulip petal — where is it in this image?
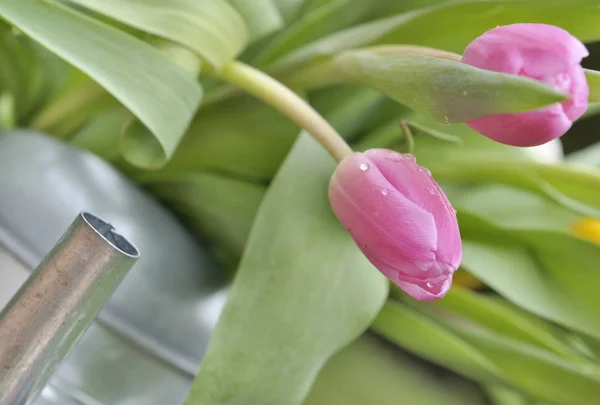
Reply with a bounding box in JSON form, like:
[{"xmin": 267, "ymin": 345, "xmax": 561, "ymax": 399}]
[
  {"xmin": 364, "ymin": 149, "xmax": 462, "ymax": 269},
  {"xmin": 329, "ymin": 152, "xmax": 438, "ymax": 277},
  {"xmin": 463, "ymin": 23, "xmax": 589, "ymax": 146},
  {"xmin": 463, "ymin": 24, "xmax": 588, "ymax": 77},
  {"xmin": 467, "ymin": 104, "xmax": 572, "ymax": 147},
  {"xmin": 396, "ymin": 274, "xmax": 453, "ymax": 301}
]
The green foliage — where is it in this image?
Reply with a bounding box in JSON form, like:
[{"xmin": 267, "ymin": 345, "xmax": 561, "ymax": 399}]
[
  {"xmin": 184, "ymin": 135, "xmax": 388, "ymax": 405},
  {"xmin": 2, "ymin": 1, "xmax": 600, "ymax": 404}
]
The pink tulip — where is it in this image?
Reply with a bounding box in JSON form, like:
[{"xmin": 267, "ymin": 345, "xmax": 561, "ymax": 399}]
[
  {"xmin": 328, "ymin": 149, "xmax": 461, "ymax": 301},
  {"xmin": 462, "ymin": 23, "xmax": 589, "ymax": 147}
]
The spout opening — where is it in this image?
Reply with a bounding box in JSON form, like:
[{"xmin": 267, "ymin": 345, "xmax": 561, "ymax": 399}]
[{"xmin": 81, "ymin": 212, "xmax": 139, "ymax": 258}]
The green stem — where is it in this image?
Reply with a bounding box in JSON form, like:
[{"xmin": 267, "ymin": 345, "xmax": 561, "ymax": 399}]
[
  {"xmin": 399, "ymin": 120, "xmax": 415, "ymax": 155},
  {"xmin": 215, "ymin": 61, "xmax": 353, "ymax": 162}
]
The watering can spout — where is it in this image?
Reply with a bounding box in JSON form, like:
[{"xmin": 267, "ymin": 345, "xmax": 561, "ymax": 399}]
[{"xmin": 0, "ymin": 212, "xmax": 139, "ymax": 405}]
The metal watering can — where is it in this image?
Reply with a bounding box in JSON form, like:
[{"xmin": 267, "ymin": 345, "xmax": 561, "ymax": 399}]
[{"xmin": 0, "ymin": 132, "xmax": 228, "ymax": 404}]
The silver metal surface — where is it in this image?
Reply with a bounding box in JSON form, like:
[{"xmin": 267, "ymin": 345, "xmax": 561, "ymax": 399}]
[
  {"xmin": 0, "ymin": 213, "xmax": 139, "ymax": 405},
  {"xmin": 0, "ymin": 132, "xmax": 228, "ymax": 404}
]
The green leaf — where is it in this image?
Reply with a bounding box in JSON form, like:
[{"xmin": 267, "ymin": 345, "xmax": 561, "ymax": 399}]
[
  {"xmin": 485, "ymin": 385, "xmax": 531, "ymax": 405},
  {"xmin": 460, "ymin": 239, "xmax": 600, "ymax": 341},
  {"xmin": 325, "ymin": 50, "xmax": 567, "ymax": 123},
  {"xmin": 372, "ymin": 300, "xmax": 503, "ymax": 383},
  {"xmin": 255, "ymin": 0, "xmax": 374, "ymax": 65},
  {"xmin": 227, "ymin": 0, "xmax": 284, "ymax": 41},
  {"xmin": 184, "ymin": 135, "xmax": 388, "ymax": 405},
  {"xmin": 305, "ymin": 334, "xmax": 487, "ymax": 405},
  {"xmin": 453, "ymin": 185, "xmax": 600, "ymax": 328},
  {"xmin": 150, "ymin": 96, "xmax": 299, "ymax": 182},
  {"xmin": 444, "ymin": 322, "xmax": 600, "ymax": 405},
  {"xmin": 273, "ymin": 0, "xmax": 309, "ymax": 23},
  {"xmin": 69, "ymin": 107, "xmax": 131, "ymax": 160},
  {"xmin": 150, "ymin": 172, "xmax": 266, "ymax": 272},
  {"xmin": 274, "ymin": 0, "xmax": 600, "ymax": 69},
  {"xmin": 421, "ymin": 151, "xmax": 600, "ymax": 214},
  {"xmin": 585, "ymin": 69, "xmax": 600, "ymax": 103},
  {"xmin": 423, "ymin": 285, "xmax": 585, "ymax": 360},
  {"xmin": 453, "ymin": 185, "xmax": 578, "ymax": 232},
  {"xmin": 378, "ymin": 299, "xmax": 600, "ymax": 405},
  {"xmin": 0, "ymin": 0, "xmax": 203, "ymax": 169},
  {"xmin": 64, "ymin": 0, "xmax": 247, "ymax": 68}
]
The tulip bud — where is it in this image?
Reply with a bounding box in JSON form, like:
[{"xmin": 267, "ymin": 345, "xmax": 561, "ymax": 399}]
[
  {"xmin": 462, "ymin": 23, "xmax": 589, "ymax": 147},
  {"xmin": 328, "ymin": 149, "xmax": 461, "ymax": 301}
]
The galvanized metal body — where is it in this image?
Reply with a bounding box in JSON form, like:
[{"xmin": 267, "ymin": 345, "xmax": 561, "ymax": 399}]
[
  {"xmin": 0, "ymin": 132, "xmax": 227, "ymax": 404},
  {"xmin": 0, "ymin": 213, "xmax": 139, "ymax": 405}
]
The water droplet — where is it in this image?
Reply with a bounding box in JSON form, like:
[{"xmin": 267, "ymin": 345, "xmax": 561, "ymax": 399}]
[
  {"xmin": 381, "ymin": 189, "xmax": 389, "ymax": 196},
  {"xmin": 420, "ymin": 263, "xmax": 430, "ymax": 271},
  {"xmin": 426, "ymin": 281, "xmax": 435, "ymax": 288},
  {"xmin": 419, "ymin": 167, "xmax": 431, "ymax": 176},
  {"xmin": 359, "ymin": 162, "xmax": 369, "ymax": 172},
  {"xmin": 462, "ymin": 90, "xmax": 468, "ymax": 96},
  {"xmin": 386, "ymin": 152, "xmax": 401, "ymax": 162},
  {"xmin": 427, "ymin": 187, "xmax": 438, "ymax": 196},
  {"xmin": 403, "ymin": 153, "xmax": 416, "ymax": 162},
  {"xmin": 443, "ymin": 116, "xmax": 450, "ymax": 125},
  {"xmin": 452, "ymin": 208, "xmax": 457, "ymax": 215}
]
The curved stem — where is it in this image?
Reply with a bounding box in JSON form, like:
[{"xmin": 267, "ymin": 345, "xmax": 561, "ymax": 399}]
[{"xmin": 215, "ymin": 61, "xmax": 353, "ymax": 162}]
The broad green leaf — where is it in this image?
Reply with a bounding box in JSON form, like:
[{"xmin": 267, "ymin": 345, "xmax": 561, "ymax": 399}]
[
  {"xmin": 372, "ymin": 300, "xmax": 503, "ymax": 383},
  {"xmin": 453, "ymin": 185, "xmax": 578, "ymax": 232},
  {"xmin": 519, "ymin": 232, "xmax": 600, "ymax": 318},
  {"xmin": 485, "ymin": 385, "xmax": 530, "ymax": 405},
  {"xmin": 0, "ymin": 0, "xmax": 203, "ymax": 169},
  {"xmin": 453, "ymin": 184, "xmax": 600, "ymax": 321},
  {"xmin": 585, "ymin": 69, "xmax": 600, "ymax": 103},
  {"xmin": 184, "ymin": 135, "xmax": 388, "ymax": 405},
  {"xmin": 273, "ymin": 0, "xmax": 309, "ymax": 22},
  {"xmin": 64, "ymin": 0, "xmax": 247, "ymax": 68},
  {"xmin": 255, "ymin": 0, "xmax": 374, "ymax": 65},
  {"xmin": 418, "ymin": 285, "xmax": 586, "ymax": 360},
  {"xmin": 372, "ymin": 0, "xmax": 600, "ymax": 52},
  {"xmin": 150, "ymin": 173, "xmax": 266, "ymax": 272},
  {"xmin": 227, "ymin": 0, "xmax": 284, "ymax": 41},
  {"xmin": 444, "ymin": 322, "xmax": 600, "ymax": 405},
  {"xmin": 365, "ymin": 0, "xmax": 449, "ymax": 19},
  {"xmin": 420, "ymin": 151, "xmax": 600, "ymax": 213},
  {"xmin": 310, "ymin": 50, "xmax": 566, "ymax": 123},
  {"xmin": 305, "ymin": 334, "xmax": 487, "ymax": 405},
  {"xmin": 308, "ymin": 86, "xmax": 385, "ymax": 142},
  {"xmin": 69, "ymin": 107, "xmax": 130, "ymax": 160},
  {"xmin": 151, "ymin": 96, "xmax": 298, "ymax": 182},
  {"xmin": 379, "ymin": 299, "xmax": 600, "ymax": 405},
  {"xmin": 460, "ymin": 239, "xmax": 600, "ymax": 340},
  {"xmin": 274, "ymin": 0, "xmax": 600, "ymax": 70}
]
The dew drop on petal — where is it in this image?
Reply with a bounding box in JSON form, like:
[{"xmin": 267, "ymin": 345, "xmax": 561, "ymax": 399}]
[
  {"xmin": 403, "ymin": 153, "xmax": 416, "ymax": 162},
  {"xmin": 386, "ymin": 151, "xmax": 401, "ymax": 162},
  {"xmin": 418, "ymin": 167, "xmax": 431, "ymax": 176},
  {"xmin": 427, "ymin": 187, "xmax": 438, "ymax": 196},
  {"xmin": 359, "ymin": 162, "xmax": 370, "ymax": 172},
  {"xmin": 426, "ymin": 281, "xmax": 435, "ymax": 288},
  {"xmin": 381, "ymin": 189, "xmax": 389, "ymax": 196}
]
